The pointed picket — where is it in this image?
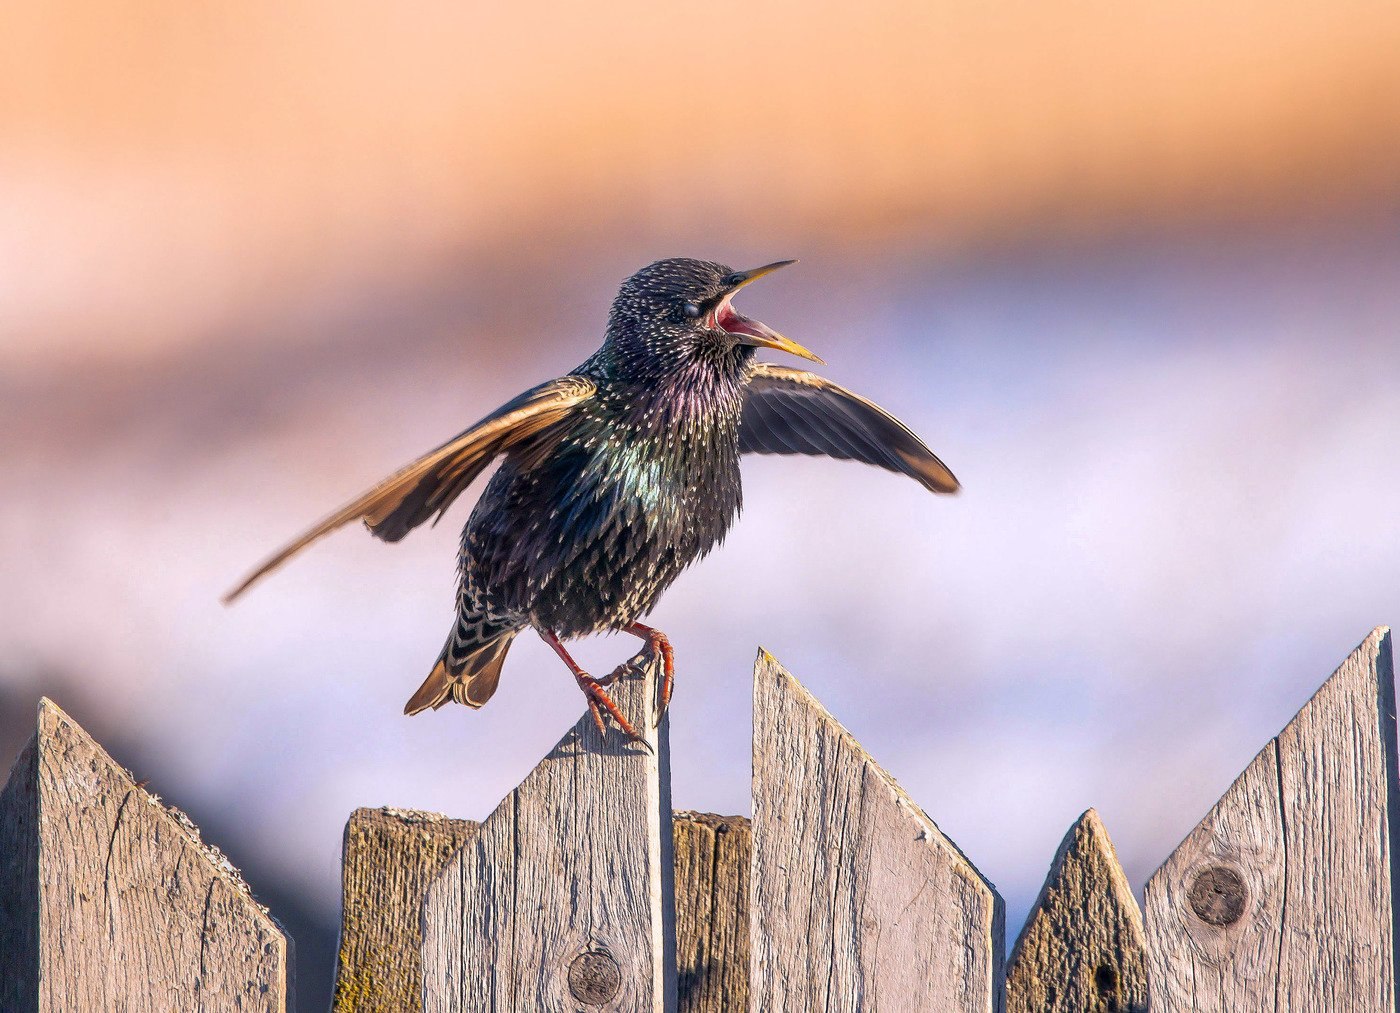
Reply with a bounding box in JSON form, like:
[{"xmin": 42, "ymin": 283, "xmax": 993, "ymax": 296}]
[
  {"xmin": 420, "ymin": 666, "xmax": 676, "ymax": 1012},
  {"xmin": 1144, "ymin": 626, "xmax": 1400, "ymax": 1011},
  {"xmin": 0, "ymin": 699, "xmax": 290, "ymax": 1011},
  {"xmin": 750, "ymin": 650, "xmax": 1005, "ymax": 1012},
  {"xmin": 1006, "ymin": 809, "xmax": 1148, "ymax": 1013}
]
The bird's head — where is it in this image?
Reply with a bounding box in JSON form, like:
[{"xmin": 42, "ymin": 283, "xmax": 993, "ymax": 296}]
[{"xmin": 605, "ymin": 258, "xmax": 822, "ymax": 375}]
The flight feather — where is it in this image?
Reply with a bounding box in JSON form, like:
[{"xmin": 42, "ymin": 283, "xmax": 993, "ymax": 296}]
[
  {"xmin": 739, "ymin": 363, "xmax": 959, "ymax": 493},
  {"xmin": 223, "ymin": 375, "xmax": 595, "ymax": 602}
]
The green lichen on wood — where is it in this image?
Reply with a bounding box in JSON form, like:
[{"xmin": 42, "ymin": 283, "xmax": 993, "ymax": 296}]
[{"xmin": 332, "ymin": 808, "xmax": 477, "ymax": 1013}]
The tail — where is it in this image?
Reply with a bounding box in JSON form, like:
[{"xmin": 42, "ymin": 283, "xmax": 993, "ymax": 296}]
[{"xmin": 404, "ymin": 614, "xmax": 520, "ymax": 716}]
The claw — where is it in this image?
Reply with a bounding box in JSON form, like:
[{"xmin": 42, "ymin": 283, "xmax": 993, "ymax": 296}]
[
  {"xmin": 576, "ymin": 674, "xmax": 652, "ymax": 753},
  {"xmin": 585, "ymin": 696, "xmax": 607, "ymax": 739},
  {"xmin": 622, "ymin": 623, "xmax": 675, "ymax": 718}
]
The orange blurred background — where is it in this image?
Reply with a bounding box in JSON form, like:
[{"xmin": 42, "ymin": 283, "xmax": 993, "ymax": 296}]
[
  {"xmin": 4, "ymin": 1, "xmax": 1400, "ymax": 1003},
  {"xmin": 7, "ymin": 0, "xmax": 1400, "ymax": 364}
]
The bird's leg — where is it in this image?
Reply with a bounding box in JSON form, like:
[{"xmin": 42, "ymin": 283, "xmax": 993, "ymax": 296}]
[
  {"xmin": 539, "ymin": 628, "xmax": 646, "ymax": 746},
  {"xmin": 607, "ymin": 622, "xmax": 675, "ymax": 717}
]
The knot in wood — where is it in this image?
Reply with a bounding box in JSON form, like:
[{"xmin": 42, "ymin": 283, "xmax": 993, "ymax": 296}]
[
  {"xmin": 1188, "ymin": 864, "xmax": 1247, "ymax": 926},
  {"xmin": 568, "ymin": 950, "xmax": 621, "ymax": 1005}
]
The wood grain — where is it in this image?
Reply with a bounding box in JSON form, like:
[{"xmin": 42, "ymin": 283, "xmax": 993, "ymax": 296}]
[
  {"xmin": 333, "ymin": 807, "xmax": 478, "ymax": 1012},
  {"xmin": 1006, "ymin": 809, "xmax": 1147, "ymax": 1013},
  {"xmin": 672, "ymin": 812, "xmax": 749, "ymax": 1013},
  {"xmin": 0, "ymin": 698, "xmax": 289, "ymax": 1011},
  {"xmin": 750, "ymin": 650, "xmax": 1005, "ymax": 1012},
  {"xmin": 334, "ymin": 806, "xmax": 746, "ymax": 1012},
  {"xmin": 1144, "ymin": 626, "xmax": 1400, "ymax": 1011},
  {"xmin": 420, "ymin": 664, "xmax": 676, "ymax": 1012}
]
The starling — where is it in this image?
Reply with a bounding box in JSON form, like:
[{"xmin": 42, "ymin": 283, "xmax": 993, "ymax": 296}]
[{"xmin": 225, "ymin": 258, "xmax": 958, "ymax": 740}]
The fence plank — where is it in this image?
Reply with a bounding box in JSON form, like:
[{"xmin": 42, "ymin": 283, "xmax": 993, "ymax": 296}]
[
  {"xmin": 337, "ymin": 806, "xmax": 744, "ymax": 1012},
  {"xmin": 1143, "ymin": 732, "xmax": 1285, "ymax": 1008},
  {"xmin": 334, "ymin": 807, "xmax": 478, "ymax": 1012},
  {"xmin": 421, "ymin": 666, "xmax": 676, "ymax": 1012},
  {"xmin": 1144, "ymin": 626, "xmax": 1400, "ymax": 1011},
  {"xmin": 0, "ymin": 698, "xmax": 289, "ymax": 1011},
  {"xmin": 672, "ymin": 812, "xmax": 750, "ymax": 1013},
  {"xmin": 1006, "ymin": 809, "xmax": 1148, "ymax": 1013},
  {"xmin": 750, "ymin": 650, "xmax": 1005, "ymax": 1012}
]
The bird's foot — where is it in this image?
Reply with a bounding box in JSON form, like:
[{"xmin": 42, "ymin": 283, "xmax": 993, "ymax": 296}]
[
  {"xmin": 541, "ymin": 628, "xmax": 652, "ymax": 752},
  {"xmin": 574, "ymin": 673, "xmax": 652, "ymax": 754},
  {"xmin": 611, "ymin": 623, "xmax": 675, "ymax": 718}
]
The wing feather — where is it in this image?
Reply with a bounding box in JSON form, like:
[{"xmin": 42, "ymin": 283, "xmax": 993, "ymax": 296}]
[
  {"xmin": 739, "ymin": 363, "xmax": 959, "ymax": 494},
  {"xmin": 223, "ymin": 375, "xmax": 595, "ymax": 602}
]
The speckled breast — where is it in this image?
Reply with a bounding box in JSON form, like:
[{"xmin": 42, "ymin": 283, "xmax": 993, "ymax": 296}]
[{"xmin": 458, "ymin": 412, "xmax": 743, "ymax": 638}]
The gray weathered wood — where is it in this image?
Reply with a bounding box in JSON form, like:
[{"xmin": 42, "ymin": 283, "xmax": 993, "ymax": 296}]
[
  {"xmin": 1006, "ymin": 809, "xmax": 1148, "ymax": 1013},
  {"xmin": 335, "ymin": 805, "xmax": 746, "ymax": 1012},
  {"xmin": 1144, "ymin": 626, "xmax": 1400, "ymax": 1011},
  {"xmin": 334, "ymin": 807, "xmax": 478, "ymax": 1012},
  {"xmin": 672, "ymin": 812, "xmax": 750, "ymax": 1013},
  {"xmin": 750, "ymin": 649, "xmax": 1005, "ymax": 1012},
  {"xmin": 0, "ymin": 698, "xmax": 289, "ymax": 1011},
  {"xmin": 421, "ymin": 666, "xmax": 676, "ymax": 1012}
]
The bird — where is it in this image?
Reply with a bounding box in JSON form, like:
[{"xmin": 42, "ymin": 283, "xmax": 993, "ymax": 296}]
[{"xmin": 224, "ymin": 258, "xmax": 959, "ymax": 742}]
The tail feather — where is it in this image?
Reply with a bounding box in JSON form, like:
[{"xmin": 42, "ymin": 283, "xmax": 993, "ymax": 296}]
[{"xmin": 404, "ymin": 620, "xmax": 518, "ymax": 716}]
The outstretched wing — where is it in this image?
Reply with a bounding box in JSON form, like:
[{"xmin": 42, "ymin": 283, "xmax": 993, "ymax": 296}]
[
  {"xmin": 223, "ymin": 375, "xmax": 596, "ymax": 602},
  {"xmin": 739, "ymin": 363, "xmax": 959, "ymax": 494}
]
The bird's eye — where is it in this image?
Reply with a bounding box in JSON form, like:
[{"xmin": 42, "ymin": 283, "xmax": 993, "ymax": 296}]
[{"xmin": 682, "ymin": 302, "xmax": 702, "ymax": 318}]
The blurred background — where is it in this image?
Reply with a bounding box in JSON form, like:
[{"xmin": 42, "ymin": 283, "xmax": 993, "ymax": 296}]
[{"xmin": 4, "ymin": 0, "xmax": 1400, "ymax": 1004}]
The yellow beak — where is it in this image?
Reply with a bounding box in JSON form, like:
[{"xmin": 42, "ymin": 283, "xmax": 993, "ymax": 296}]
[{"xmin": 715, "ymin": 260, "xmax": 824, "ymax": 365}]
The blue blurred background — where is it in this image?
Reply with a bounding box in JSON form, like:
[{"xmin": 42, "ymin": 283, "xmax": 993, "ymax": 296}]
[{"xmin": 4, "ymin": 0, "xmax": 1400, "ymax": 1003}]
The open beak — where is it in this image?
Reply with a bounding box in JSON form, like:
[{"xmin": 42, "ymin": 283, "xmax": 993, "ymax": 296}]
[{"xmin": 712, "ymin": 260, "xmax": 824, "ymax": 365}]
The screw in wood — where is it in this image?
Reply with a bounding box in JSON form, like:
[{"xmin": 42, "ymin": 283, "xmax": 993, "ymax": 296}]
[
  {"xmin": 1188, "ymin": 864, "xmax": 1248, "ymax": 926},
  {"xmin": 568, "ymin": 950, "xmax": 622, "ymax": 1006}
]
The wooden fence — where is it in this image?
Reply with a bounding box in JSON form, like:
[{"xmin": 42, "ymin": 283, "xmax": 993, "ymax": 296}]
[{"xmin": 1, "ymin": 626, "xmax": 1396, "ymax": 1011}]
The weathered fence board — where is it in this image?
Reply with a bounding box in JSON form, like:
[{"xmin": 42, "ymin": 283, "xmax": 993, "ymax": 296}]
[
  {"xmin": 1006, "ymin": 808, "xmax": 1148, "ymax": 1013},
  {"xmin": 0, "ymin": 698, "xmax": 290, "ymax": 1012},
  {"xmin": 1144, "ymin": 625, "xmax": 1400, "ymax": 1011},
  {"xmin": 331, "ymin": 807, "xmax": 745, "ymax": 1013},
  {"xmin": 421, "ymin": 667, "xmax": 676, "ymax": 1012},
  {"xmin": 750, "ymin": 649, "xmax": 1006, "ymax": 1012},
  {"xmin": 672, "ymin": 812, "xmax": 750, "ymax": 1013},
  {"xmin": 334, "ymin": 807, "xmax": 479, "ymax": 1012},
  {"xmin": 5, "ymin": 630, "xmax": 1397, "ymax": 1011}
]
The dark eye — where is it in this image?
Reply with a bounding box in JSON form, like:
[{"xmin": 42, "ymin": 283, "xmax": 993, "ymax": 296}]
[{"xmin": 682, "ymin": 302, "xmax": 701, "ymax": 318}]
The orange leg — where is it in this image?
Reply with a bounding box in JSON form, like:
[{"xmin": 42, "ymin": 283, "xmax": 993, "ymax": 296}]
[
  {"xmin": 620, "ymin": 622, "xmax": 674, "ymax": 715},
  {"xmin": 539, "ymin": 628, "xmax": 645, "ymax": 745}
]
